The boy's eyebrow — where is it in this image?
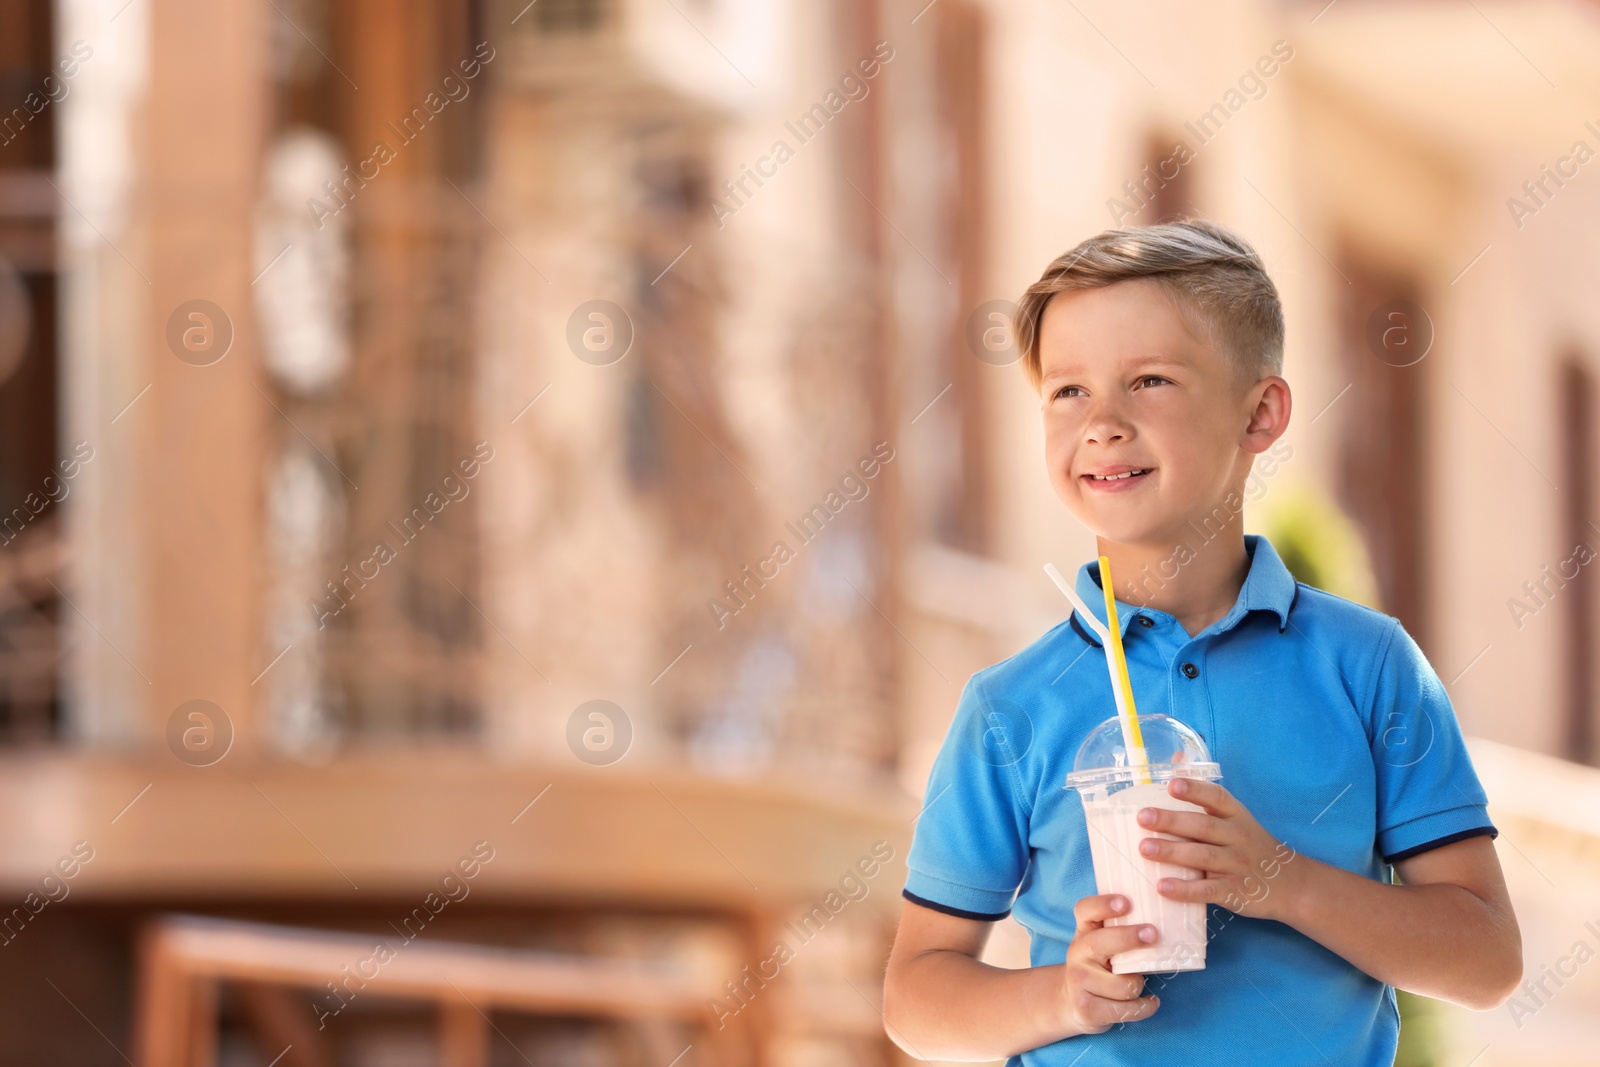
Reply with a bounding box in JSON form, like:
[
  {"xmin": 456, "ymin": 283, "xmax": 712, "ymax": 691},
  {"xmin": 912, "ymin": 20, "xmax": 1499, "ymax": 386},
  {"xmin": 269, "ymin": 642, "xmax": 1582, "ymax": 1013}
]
[{"xmin": 1041, "ymin": 353, "xmax": 1189, "ymax": 382}]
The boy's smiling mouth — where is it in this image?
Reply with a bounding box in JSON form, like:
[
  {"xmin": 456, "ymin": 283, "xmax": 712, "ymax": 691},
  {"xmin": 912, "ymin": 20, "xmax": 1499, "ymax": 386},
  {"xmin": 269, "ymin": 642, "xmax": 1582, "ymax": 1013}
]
[{"xmin": 1080, "ymin": 465, "xmax": 1155, "ymax": 490}]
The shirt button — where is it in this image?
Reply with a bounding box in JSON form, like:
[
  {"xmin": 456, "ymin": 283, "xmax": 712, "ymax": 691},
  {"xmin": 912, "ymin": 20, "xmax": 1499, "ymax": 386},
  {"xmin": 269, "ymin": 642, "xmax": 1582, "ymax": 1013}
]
[
  {"xmin": 1181, "ymin": 662, "xmax": 1199, "ymax": 678},
  {"xmin": 1136, "ymin": 615, "xmax": 1154, "ymax": 628}
]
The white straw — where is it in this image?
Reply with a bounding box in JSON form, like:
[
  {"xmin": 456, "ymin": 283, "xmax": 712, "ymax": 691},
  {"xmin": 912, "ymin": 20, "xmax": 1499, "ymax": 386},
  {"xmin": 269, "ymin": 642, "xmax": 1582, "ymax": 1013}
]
[{"xmin": 1044, "ymin": 563, "xmax": 1149, "ymax": 770}]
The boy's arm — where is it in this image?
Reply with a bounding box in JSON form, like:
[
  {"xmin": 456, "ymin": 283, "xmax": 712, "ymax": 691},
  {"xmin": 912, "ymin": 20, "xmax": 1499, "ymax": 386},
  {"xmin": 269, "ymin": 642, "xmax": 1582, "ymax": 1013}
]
[
  {"xmin": 882, "ymin": 896, "xmax": 1160, "ymax": 1061},
  {"xmin": 1277, "ymin": 834, "xmax": 1521, "ymax": 1008},
  {"xmin": 1139, "ymin": 778, "xmax": 1523, "ymax": 1010}
]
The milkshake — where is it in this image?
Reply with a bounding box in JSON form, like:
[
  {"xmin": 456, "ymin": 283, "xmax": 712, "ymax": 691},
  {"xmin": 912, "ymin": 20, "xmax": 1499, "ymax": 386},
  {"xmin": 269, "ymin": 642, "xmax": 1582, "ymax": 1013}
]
[{"xmin": 1066, "ymin": 714, "xmax": 1221, "ymax": 974}]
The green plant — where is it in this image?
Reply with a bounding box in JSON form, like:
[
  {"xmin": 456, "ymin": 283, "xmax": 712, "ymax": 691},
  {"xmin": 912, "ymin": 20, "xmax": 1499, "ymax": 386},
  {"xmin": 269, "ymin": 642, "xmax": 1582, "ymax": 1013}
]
[{"xmin": 1255, "ymin": 482, "xmax": 1380, "ymax": 608}]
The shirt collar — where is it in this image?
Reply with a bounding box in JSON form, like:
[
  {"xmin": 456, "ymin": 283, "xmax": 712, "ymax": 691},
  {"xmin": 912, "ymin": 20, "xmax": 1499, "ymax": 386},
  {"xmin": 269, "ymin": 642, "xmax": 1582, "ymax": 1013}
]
[{"xmin": 1068, "ymin": 533, "xmax": 1298, "ymax": 647}]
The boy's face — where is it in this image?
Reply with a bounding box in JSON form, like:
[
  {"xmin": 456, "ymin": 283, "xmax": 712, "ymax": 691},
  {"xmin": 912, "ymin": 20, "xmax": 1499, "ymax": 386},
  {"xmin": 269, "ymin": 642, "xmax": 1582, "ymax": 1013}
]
[{"xmin": 1037, "ymin": 278, "xmax": 1265, "ymax": 548}]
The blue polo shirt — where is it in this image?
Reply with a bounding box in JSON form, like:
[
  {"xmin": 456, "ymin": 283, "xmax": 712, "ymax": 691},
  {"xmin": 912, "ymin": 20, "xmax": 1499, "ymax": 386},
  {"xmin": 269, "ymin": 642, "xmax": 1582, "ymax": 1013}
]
[{"xmin": 902, "ymin": 534, "xmax": 1496, "ymax": 1066}]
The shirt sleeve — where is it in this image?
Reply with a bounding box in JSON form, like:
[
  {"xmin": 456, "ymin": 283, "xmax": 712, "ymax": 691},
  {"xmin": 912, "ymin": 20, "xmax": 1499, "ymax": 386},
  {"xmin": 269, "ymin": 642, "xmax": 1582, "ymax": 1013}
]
[
  {"xmin": 901, "ymin": 675, "xmax": 1032, "ymax": 920},
  {"xmin": 1369, "ymin": 617, "xmax": 1498, "ymax": 864}
]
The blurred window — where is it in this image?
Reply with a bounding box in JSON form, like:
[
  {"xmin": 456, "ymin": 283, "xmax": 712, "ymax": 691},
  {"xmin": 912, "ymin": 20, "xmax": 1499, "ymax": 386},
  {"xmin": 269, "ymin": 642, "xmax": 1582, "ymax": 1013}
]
[
  {"xmin": 933, "ymin": 0, "xmax": 989, "ymax": 553},
  {"xmin": 1334, "ymin": 251, "xmax": 1431, "ymax": 649},
  {"xmin": 1559, "ymin": 354, "xmax": 1596, "ymax": 765},
  {"xmin": 0, "ymin": 0, "xmax": 63, "ymax": 743},
  {"xmin": 532, "ymin": 0, "xmax": 608, "ymax": 34}
]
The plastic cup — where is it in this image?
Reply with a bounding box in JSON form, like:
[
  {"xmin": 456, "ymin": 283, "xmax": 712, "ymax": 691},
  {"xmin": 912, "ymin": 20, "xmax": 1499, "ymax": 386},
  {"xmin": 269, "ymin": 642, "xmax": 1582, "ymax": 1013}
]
[{"xmin": 1065, "ymin": 714, "xmax": 1222, "ymax": 974}]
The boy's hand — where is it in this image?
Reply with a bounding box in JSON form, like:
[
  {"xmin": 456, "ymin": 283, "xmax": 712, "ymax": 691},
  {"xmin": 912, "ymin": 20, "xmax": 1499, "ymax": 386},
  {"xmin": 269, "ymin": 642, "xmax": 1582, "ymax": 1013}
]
[
  {"xmin": 1060, "ymin": 893, "xmax": 1162, "ymax": 1034},
  {"xmin": 1138, "ymin": 777, "xmax": 1299, "ymax": 920}
]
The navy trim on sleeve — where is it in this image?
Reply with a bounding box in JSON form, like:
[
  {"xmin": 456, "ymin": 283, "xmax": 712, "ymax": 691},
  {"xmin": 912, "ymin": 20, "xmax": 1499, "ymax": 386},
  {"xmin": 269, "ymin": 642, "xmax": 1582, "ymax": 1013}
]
[
  {"xmin": 1383, "ymin": 825, "xmax": 1498, "ymax": 864},
  {"xmin": 902, "ymin": 887, "xmax": 1012, "ymax": 922}
]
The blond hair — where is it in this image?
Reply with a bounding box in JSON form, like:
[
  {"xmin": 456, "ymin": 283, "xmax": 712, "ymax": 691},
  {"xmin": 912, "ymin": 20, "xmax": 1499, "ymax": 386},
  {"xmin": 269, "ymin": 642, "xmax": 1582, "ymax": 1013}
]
[{"xmin": 1013, "ymin": 218, "xmax": 1284, "ymax": 392}]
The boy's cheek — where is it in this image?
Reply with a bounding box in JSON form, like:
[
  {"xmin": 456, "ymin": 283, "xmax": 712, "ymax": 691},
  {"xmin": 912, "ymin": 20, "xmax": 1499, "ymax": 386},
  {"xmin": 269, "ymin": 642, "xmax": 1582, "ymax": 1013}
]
[{"xmin": 1041, "ymin": 435, "xmax": 1076, "ymax": 482}]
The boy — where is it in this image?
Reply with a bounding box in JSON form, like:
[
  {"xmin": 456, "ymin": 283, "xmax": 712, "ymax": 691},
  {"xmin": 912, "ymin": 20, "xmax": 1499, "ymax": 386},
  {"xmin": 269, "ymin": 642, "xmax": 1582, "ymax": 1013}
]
[{"xmin": 883, "ymin": 220, "xmax": 1521, "ymax": 1065}]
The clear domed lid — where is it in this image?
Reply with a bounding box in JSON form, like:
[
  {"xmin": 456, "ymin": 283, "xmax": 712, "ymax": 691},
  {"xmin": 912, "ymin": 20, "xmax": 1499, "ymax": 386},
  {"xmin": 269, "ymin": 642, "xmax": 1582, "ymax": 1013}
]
[{"xmin": 1065, "ymin": 713, "xmax": 1221, "ymax": 790}]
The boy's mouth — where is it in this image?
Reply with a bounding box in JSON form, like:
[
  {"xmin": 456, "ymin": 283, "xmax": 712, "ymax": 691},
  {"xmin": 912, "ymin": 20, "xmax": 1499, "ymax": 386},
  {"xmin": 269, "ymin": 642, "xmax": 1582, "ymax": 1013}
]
[{"xmin": 1081, "ymin": 466, "xmax": 1154, "ymax": 490}]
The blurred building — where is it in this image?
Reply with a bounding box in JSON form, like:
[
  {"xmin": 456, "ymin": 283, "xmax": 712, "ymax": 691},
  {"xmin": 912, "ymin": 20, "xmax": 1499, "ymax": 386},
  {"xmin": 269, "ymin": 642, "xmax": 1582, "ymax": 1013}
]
[{"xmin": 0, "ymin": 0, "xmax": 1598, "ymax": 1064}]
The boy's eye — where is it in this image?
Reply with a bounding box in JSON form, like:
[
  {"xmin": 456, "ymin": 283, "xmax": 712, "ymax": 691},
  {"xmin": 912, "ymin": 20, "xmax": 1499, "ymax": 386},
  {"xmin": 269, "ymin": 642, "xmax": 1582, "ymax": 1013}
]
[{"xmin": 1052, "ymin": 377, "xmax": 1167, "ymax": 399}]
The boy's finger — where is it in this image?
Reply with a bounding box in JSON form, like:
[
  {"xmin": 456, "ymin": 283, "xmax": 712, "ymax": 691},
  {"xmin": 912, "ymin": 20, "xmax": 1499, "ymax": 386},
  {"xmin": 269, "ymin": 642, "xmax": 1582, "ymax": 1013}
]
[
  {"xmin": 1156, "ymin": 873, "xmax": 1222, "ymax": 905},
  {"xmin": 1085, "ymin": 992, "xmax": 1161, "ymax": 1027},
  {"xmin": 1078, "ymin": 923, "xmax": 1159, "ymax": 964},
  {"xmin": 1139, "ymin": 837, "xmax": 1229, "ymax": 872},
  {"xmin": 1136, "ymin": 807, "xmax": 1226, "ymax": 842},
  {"xmin": 1073, "ymin": 893, "xmax": 1130, "ymax": 926},
  {"xmin": 1169, "ymin": 776, "xmax": 1239, "ymax": 816},
  {"xmin": 1074, "ymin": 961, "xmax": 1148, "ymax": 1002}
]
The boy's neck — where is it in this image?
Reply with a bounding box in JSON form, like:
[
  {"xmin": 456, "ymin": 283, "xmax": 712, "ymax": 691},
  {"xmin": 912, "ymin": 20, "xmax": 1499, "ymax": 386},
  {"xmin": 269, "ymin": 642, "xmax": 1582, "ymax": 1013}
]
[{"xmin": 1093, "ymin": 521, "xmax": 1251, "ymax": 638}]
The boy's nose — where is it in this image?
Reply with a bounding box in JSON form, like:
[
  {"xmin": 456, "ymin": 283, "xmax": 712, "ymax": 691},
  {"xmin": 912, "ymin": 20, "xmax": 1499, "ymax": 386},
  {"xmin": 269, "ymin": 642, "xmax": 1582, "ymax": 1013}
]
[
  {"xmin": 1078, "ymin": 395, "xmax": 1135, "ymax": 442},
  {"xmin": 1084, "ymin": 412, "xmax": 1133, "ymax": 443}
]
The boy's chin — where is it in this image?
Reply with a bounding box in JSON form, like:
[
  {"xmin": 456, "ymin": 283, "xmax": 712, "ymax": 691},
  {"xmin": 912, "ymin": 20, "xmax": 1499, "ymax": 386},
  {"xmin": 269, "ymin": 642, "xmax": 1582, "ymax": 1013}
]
[
  {"xmin": 1063, "ymin": 513, "xmax": 1165, "ymax": 550},
  {"xmin": 1055, "ymin": 490, "xmax": 1187, "ymax": 548},
  {"xmin": 1068, "ymin": 507, "xmax": 1188, "ymax": 551},
  {"xmin": 1092, "ymin": 528, "xmax": 1168, "ymax": 551}
]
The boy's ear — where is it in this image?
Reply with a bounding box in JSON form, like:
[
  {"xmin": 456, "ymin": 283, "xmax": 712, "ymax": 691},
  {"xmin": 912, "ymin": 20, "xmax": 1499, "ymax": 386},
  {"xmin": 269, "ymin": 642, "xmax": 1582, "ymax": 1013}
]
[{"xmin": 1240, "ymin": 375, "xmax": 1291, "ymax": 455}]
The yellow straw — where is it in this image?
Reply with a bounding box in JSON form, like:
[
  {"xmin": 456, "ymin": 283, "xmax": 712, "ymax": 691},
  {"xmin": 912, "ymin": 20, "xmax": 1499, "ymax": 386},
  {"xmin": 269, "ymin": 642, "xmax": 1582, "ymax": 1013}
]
[{"xmin": 1099, "ymin": 556, "xmax": 1151, "ymax": 783}]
